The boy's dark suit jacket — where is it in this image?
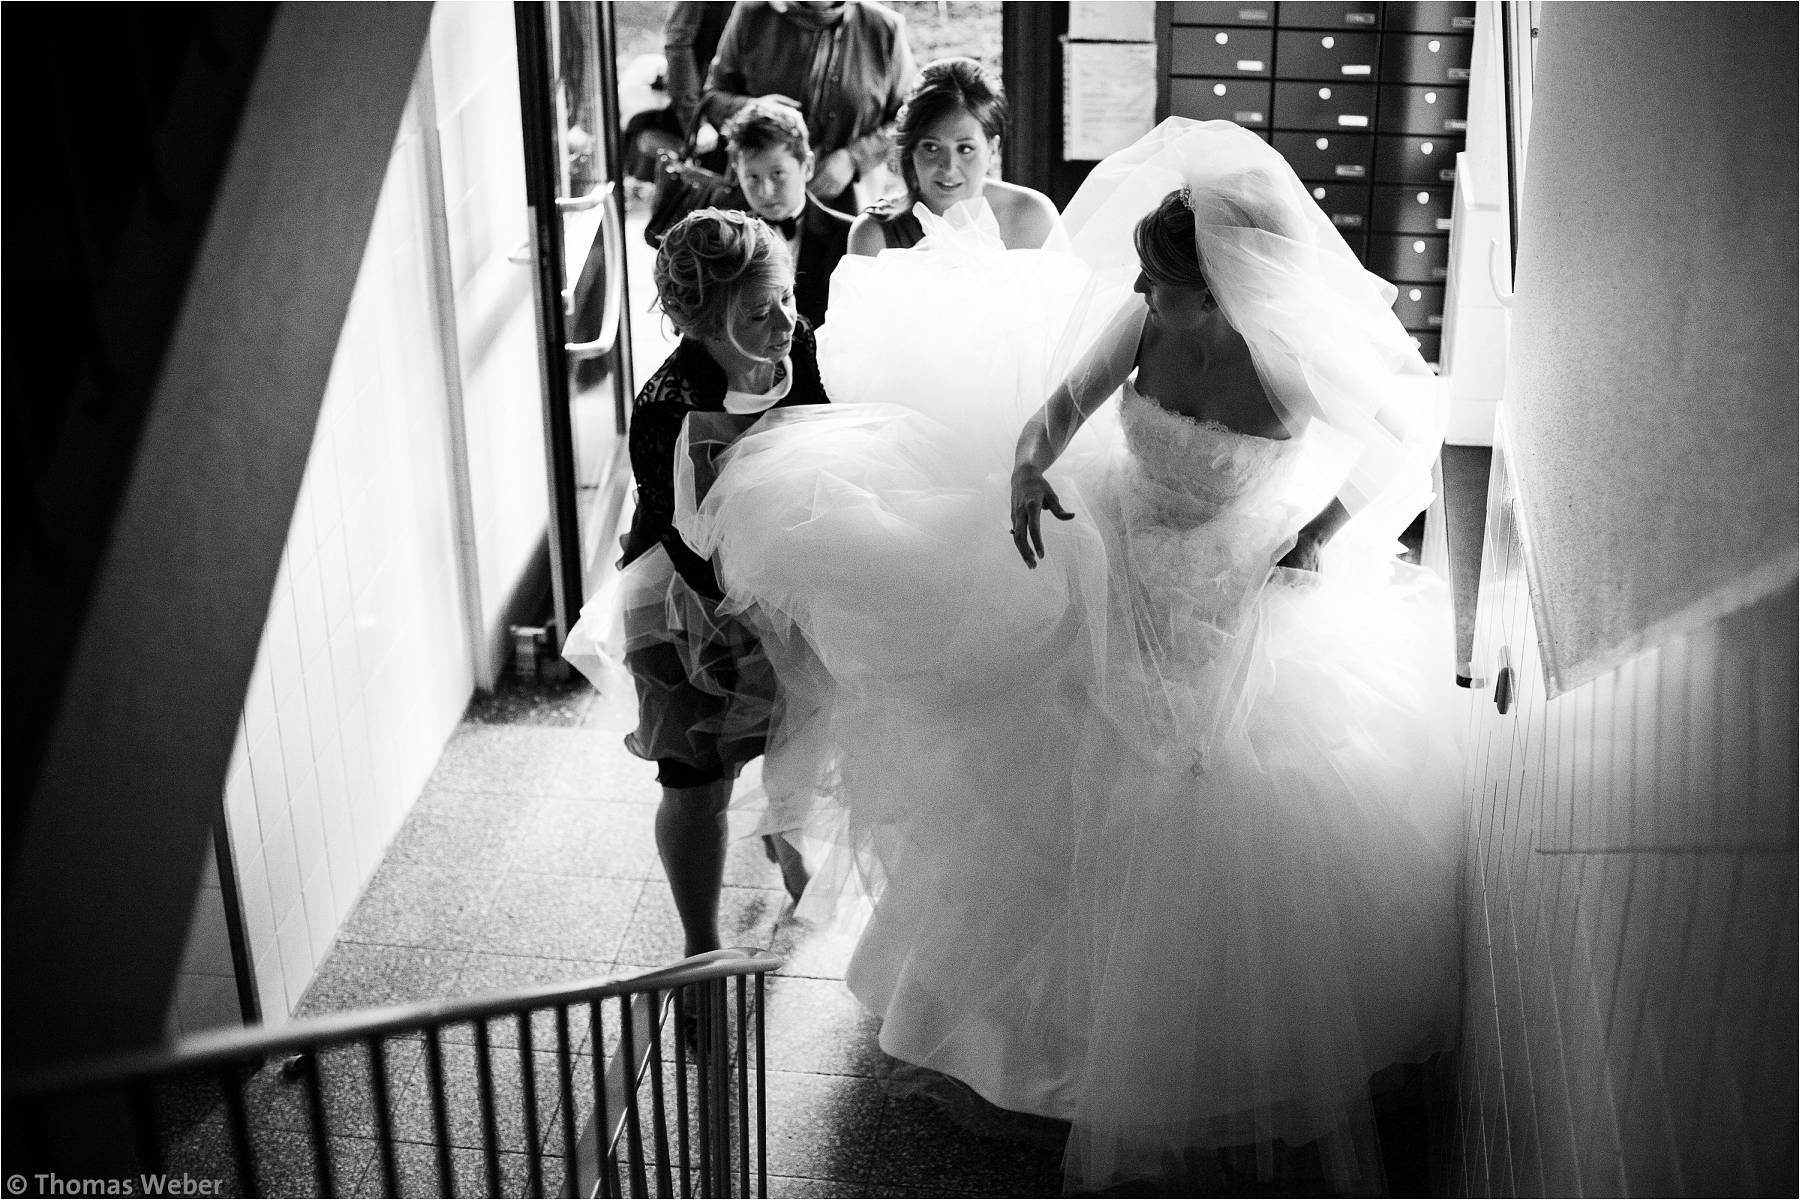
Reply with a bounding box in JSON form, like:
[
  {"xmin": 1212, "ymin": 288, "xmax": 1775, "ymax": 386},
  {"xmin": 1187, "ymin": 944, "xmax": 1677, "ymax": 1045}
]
[{"xmin": 793, "ymin": 193, "xmax": 852, "ymax": 328}]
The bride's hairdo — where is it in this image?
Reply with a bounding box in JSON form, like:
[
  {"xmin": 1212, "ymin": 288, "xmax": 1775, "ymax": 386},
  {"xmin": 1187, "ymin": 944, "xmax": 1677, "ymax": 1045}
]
[
  {"xmin": 892, "ymin": 57, "xmax": 1007, "ymax": 201},
  {"xmin": 653, "ymin": 209, "xmax": 794, "ymax": 340},
  {"xmin": 1138, "ymin": 172, "xmax": 1300, "ymax": 291},
  {"xmin": 1135, "ymin": 188, "xmax": 1210, "ymax": 289}
]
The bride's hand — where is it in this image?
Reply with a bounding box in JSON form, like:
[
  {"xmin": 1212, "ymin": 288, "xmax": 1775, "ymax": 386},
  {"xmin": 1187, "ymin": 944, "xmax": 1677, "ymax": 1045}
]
[
  {"xmin": 1276, "ymin": 532, "xmax": 1323, "ymax": 573},
  {"xmin": 1278, "ymin": 500, "xmax": 1346, "ymax": 575},
  {"xmin": 1011, "ymin": 465, "xmax": 1074, "ymax": 569}
]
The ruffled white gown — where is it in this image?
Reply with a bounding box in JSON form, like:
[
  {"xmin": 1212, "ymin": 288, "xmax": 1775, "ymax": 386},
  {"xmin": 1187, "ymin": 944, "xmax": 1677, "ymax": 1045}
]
[{"xmin": 680, "ymin": 138, "xmax": 1464, "ymax": 1193}]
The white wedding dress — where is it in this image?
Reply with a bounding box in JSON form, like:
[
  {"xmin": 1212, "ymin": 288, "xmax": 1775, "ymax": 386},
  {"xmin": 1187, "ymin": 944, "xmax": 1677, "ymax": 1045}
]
[{"xmin": 679, "ymin": 120, "xmax": 1466, "ymax": 1192}]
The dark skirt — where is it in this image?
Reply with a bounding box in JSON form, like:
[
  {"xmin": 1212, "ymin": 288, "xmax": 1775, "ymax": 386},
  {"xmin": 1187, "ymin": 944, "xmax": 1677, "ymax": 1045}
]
[{"xmin": 620, "ymin": 552, "xmax": 778, "ymax": 787}]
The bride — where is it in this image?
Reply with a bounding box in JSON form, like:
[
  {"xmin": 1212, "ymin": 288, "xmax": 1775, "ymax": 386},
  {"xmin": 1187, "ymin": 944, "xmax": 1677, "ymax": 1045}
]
[{"xmin": 680, "ymin": 118, "xmax": 1465, "ymax": 1193}]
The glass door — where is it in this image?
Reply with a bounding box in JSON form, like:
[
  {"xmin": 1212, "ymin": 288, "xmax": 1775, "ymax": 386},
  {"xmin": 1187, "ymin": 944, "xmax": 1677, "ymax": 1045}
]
[{"xmin": 516, "ymin": 0, "xmax": 635, "ymax": 647}]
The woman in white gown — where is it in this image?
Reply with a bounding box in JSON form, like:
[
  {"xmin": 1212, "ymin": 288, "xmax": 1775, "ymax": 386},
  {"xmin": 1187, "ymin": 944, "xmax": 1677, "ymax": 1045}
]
[{"xmin": 679, "ymin": 118, "xmax": 1464, "ymax": 1193}]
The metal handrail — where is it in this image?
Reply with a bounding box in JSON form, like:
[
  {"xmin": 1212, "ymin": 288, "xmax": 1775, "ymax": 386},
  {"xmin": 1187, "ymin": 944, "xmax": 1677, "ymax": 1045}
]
[
  {"xmin": 6, "ymin": 948, "xmax": 782, "ymax": 1199},
  {"xmin": 565, "ymin": 179, "xmax": 625, "ymax": 362},
  {"xmin": 6, "ymin": 948, "xmax": 778, "ymax": 1098},
  {"xmin": 556, "ymin": 186, "xmax": 611, "ymax": 214}
]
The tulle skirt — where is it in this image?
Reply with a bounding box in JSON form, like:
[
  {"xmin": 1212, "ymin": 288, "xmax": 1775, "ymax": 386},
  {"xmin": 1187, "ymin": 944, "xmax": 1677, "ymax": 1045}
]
[
  {"xmin": 615, "ymin": 548, "xmax": 774, "ymax": 779},
  {"xmin": 563, "ymin": 544, "xmax": 832, "ymax": 832},
  {"xmin": 677, "ymin": 217, "xmax": 1465, "ymax": 1193}
]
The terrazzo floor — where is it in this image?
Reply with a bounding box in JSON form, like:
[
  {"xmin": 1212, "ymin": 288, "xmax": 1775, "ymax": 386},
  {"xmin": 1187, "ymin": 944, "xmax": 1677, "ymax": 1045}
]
[
  {"xmin": 150, "ymin": 664, "xmax": 1451, "ymax": 1198},
  {"xmin": 155, "ymin": 670, "xmax": 1069, "ymax": 1199}
]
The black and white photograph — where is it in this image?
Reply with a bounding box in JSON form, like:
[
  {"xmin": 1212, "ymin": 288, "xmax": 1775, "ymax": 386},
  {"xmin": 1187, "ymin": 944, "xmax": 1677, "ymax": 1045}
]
[{"xmin": 3, "ymin": 2, "xmax": 1794, "ymax": 1197}]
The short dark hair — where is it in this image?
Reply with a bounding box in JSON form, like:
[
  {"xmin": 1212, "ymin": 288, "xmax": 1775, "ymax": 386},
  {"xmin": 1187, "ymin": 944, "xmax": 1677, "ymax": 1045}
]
[
  {"xmin": 722, "ymin": 97, "xmax": 811, "ymax": 164},
  {"xmin": 893, "ymin": 58, "xmax": 1007, "ymax": 199}
]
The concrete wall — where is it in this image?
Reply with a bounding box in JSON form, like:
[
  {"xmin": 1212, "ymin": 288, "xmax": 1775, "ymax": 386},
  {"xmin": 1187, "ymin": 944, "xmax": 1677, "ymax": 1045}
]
[
  {"xmin": 1505, "ymin": 3, "xmax": 1797, "ymax": 693},
  {"xmin": 4, "ymin": 4, "xmax": 434, "ymax": 1066},
  {"xmin": 1456, "ymin": 5, "xmax": 1798, "ymax": 1193}
]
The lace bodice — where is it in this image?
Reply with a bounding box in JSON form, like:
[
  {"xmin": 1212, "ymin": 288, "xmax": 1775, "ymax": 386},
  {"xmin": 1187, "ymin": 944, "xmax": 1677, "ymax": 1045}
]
[{"xmin": 1118, "ymin": 378, "xmax": 1298, "ymax": 524}]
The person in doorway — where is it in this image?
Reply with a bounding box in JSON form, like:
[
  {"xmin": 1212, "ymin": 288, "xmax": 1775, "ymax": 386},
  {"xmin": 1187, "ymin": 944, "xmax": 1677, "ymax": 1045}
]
[
  {"xmin": 618, "ymin": 52, "xmax": 678, "ymax": 189},
  {"xmin": 849, "ymin": 56, "xmax": 1059, "ymax": 255},
  {"xmin": 701, "ymin": 0, "xmax": 917, "ymax": 214},
  {"xmin": 620, "ymin": 3, "xmax": 736, "ymax": 189},
  {"xmin": 722, "ymin": 98, "xmax": 852, "ymax": 327},
  {"xmin": 664, "ymin": 1, "xmax": 736, "ymax": 137},
  {"xmin": 592, "ymin": 209, "xmax": 825, "ymax": 958}
]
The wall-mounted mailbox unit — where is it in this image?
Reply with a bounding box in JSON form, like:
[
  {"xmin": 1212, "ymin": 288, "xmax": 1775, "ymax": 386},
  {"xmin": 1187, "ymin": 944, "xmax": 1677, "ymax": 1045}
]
[{"xmin": 1160, "ymin": 0, "xmax": 1477, "ymax": 367}]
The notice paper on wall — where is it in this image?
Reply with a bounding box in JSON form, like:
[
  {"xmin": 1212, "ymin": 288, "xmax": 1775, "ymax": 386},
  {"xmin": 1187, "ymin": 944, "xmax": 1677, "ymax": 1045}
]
[
  {"xmin": 1068, "ymin": 0, "xmax": 1155, "ymax": 42},
  {"xmin": 1064, "ymin": 41, "xmax": 1157, "ymax": 160}
]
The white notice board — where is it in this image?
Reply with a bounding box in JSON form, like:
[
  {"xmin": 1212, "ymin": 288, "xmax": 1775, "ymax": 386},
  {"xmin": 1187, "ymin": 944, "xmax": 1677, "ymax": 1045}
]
[
  {"xmin": 1064, "ymin": 40, "xmax": 1157, "ymax": 161},
  {"xmin": 1068, "ymin": 0, "xmax": 1155, "ymax": 41}
]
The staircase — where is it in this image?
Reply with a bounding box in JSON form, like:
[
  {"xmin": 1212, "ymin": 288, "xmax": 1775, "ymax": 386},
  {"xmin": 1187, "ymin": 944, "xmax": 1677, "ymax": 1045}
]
[{"xmin": 4, "ymin": 950, "xmax": 780, "ymax": 1198}]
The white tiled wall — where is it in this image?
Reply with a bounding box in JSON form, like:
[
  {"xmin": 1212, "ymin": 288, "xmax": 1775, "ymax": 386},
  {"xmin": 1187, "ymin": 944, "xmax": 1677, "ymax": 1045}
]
[
  {"xmin": 163, "ymin": 4, "xmax": 551, "ymax": 1031},
  {"xmin": 209, "ymin": 80, "xmax": 475, "ymax": 1023},
  {"xmin": 1456, "ymin": 439, "xmax": 1797, "ymax": 1194},
  {"xmin": 185, "ymin": 3, "xmax": 552, "ymax": 1030}
]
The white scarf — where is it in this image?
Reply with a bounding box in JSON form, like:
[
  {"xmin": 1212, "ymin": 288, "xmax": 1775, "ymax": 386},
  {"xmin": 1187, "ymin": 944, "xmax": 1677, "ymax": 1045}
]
[{"xmin": 722, "ymin": 357, "xmax": 794, "ymax": 414}]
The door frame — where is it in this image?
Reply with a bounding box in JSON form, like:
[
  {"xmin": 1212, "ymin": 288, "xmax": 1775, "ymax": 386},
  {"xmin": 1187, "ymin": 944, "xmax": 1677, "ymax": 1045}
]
[{"xmin": 515, "ymin": 0, "xmax": 636, "ymax": 647}]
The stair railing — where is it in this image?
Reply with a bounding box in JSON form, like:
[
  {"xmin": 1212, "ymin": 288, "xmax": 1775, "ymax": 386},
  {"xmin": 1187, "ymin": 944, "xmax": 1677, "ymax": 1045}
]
[{"xmin": 4, "ymin": 948, "xmax": 780, "ymax": 1198}]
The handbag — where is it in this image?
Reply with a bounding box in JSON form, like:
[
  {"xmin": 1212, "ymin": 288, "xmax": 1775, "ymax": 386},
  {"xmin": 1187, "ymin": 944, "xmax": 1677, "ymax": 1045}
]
[{"xmin": 644, "ymin": 113, "xmax": 738, "ymax": 248}]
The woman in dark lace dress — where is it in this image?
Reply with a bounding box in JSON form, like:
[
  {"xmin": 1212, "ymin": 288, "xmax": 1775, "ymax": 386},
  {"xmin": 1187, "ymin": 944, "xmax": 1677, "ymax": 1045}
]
[{"xmin": 605, "ymin": 208, "xmax": 828, "ymax": 955}]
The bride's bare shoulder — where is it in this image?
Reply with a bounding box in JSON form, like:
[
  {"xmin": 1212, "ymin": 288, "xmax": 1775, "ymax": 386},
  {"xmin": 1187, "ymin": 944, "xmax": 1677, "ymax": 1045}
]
[{"xmin": 986, "ymin": 180, "xmax": 1061, "ymax": 249}]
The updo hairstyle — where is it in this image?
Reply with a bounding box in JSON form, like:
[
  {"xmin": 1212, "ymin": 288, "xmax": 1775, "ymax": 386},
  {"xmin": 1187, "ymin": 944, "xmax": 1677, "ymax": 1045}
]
[
  {"xmin": 1139, "ymin": 170, "xmax": 1301, "ymax": 290},
  {"xmin": 1134, "ymin": 189, "xmax": 1209, "ymax": 289},
  {"xmin": 653, "ymin": 208, "xmax": 793, "ymax": 341},
  {"xmin": 722, "ymin": 96, "xmax": 811, "ymax": 164},
  {"xmin": 892, "ymin": 58, "xmax": 1007, "ymax": 199}
]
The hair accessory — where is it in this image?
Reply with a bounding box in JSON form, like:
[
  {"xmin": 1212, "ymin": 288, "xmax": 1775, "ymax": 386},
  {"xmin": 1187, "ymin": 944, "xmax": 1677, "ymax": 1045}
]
[{"xmin": 1178, "ymin": 185, "xmax": 1195, "ymax": 211}]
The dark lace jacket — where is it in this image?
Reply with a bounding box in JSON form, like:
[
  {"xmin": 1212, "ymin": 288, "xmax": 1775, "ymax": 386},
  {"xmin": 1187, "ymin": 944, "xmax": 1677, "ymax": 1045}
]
[{"xmin": 617, "ymin": 319, "xmax": 830, "ymax": 599}]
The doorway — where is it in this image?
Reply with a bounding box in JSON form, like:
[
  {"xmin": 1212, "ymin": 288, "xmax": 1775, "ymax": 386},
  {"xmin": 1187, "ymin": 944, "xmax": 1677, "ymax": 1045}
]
[
  {"xmin": 518, "ymin": 1, "xmax": 639, "ymax": 649},
  {"xmin": 522, "ymin": 2, "xmax": 1011, "ymax": 651},
  {"xmin": 605, "ymin": 0, "xmax": 1007, "ymax": 378}
]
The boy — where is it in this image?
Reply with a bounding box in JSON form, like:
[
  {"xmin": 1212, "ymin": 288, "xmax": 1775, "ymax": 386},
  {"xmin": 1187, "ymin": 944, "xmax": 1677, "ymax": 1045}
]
[{"xmin": 722, "ymin": 99, "xmax": 852, "ymax": 327}]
